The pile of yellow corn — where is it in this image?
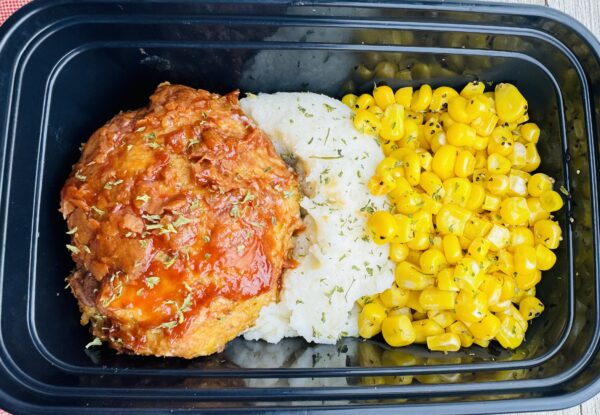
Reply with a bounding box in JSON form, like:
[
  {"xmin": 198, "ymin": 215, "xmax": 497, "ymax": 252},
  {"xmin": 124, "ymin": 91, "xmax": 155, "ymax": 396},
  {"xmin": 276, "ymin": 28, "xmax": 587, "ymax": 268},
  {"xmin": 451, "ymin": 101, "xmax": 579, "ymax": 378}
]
[{"xmin": 343, "ymin": 81, "xmax": 563, "ymax": 352}]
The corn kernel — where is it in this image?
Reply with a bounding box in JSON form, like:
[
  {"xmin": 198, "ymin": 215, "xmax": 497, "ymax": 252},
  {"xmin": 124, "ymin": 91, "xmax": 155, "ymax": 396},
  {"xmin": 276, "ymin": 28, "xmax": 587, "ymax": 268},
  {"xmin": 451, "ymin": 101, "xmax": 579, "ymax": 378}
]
[
  {"xmin": 519, "ymin": 296, "xmax": 544, "ymax": 320},
  {"xmin": 406, "ymin": 110, "xmax": 424, "ymax": 125},
  {"xmin": 394, "ymin": 191, "xmax": 423, "ymax": 215},
  {"xmin": 508, "ymin": 170, "xmax": 529, "ymax": 197},
  {"xmin": 468, "ymin": 313, "xmax": 501, "ymax": 340},
  {"xmin": 382, "ymin": 315, "xmax": 416, "ymax": 347},
  {"xmin": 533, "ymin": 219, "xmax": 562, "ymax": 249},
  {"xmin": 471, "ymin": 112, "xmax": 498, "ymax": 137},
  {"xmin": 419, "ymin": 248, "xmax": 448, "ymax": 275},
  {"xmin": 419, "ymin": 171, "xmax": 445, "ymax": 200},
  {"xmin": 376, "ymin": 157, "xmax": 402, "ymax": 179},
  {"xmin": 381, "ymin": 139, "xmax": 400, "ymax": 156},
  {"xmin": 358, "ymin": 302, "xmax": 387, "ymax": 338},
  {"xmin": 355, "ymin": 93, "xmax": 375, "ymax": 111},
  {"xmin": 447, "ymin": 122, "xmax": 477, "ymax": 147},
  {"xmin": 406, "ymin": 249, "xmax": 422, "ymax": 267},
  {"xmin": 495, "ymin": 83, "xmax": 528, "ymax": 123},
  {"xmin": 464, "ymin": 216, "xmax": 492, "ymax": 240},
  {"xmin": 395, "ymin": 87, "xmax": 413, "ymax": 107},
  {"xmin": 487, "ymin": 153, "xmax": 512, "ymax": 175},
  {"xmin": 495, "ymin": 315, "xmax": 525, "ymax": 349},
  {"xmin": 528, "ymin": 173, "xmax": 553, "ymax": 197},
  {"xmin": 444, "ymin": 177, "xmax": 472, "ymax": 206},
  {"xmin": 523, "ymin": 143, "xmax": 541, "ymax": 172},
  {"xmin": 430, "ymin": 235, "xmax": 443, "ymax": 250},
  {"xmin": 354, "ymin": 109, "xmax": 381, "ymax": 135},
  {"xmin": 411, "ymin": 84, "xmax": 433, "ymax": 112},
  {"xmin": 489, "ymin": 299, "xmax": 512, "ymax": 313},
  {"xmin": 405, "ymin": 291, "xmax": 424, "ymax": 314},
  {"xmin": 513, "ymin": 245, "xmax": 537, "ymax": 275},
  {"xmin": 403, "ymin": 151, "xmax": 421, "ymax": 186},
  {"xmin": 412, "ymin": 319, "xmax": 445, "ymax": 343},
  {"xmin": 478, "ymin": 255, "xmax": 495, "ymax": 274},
  {"xmin": 539, "ymin": 190, "xmax": 564, "ymax": 212},
  {"xmin": 430, "ymin": 86, "xmax": 459, "ymax": 112},
  {"xmin": 455, "ymin": 290, "xmax": 488, "ymax": 323},
  {"xmin": 520, "ymin": 123, "xmax": 540, "ymax": 144},
  {"xmin": 463, "ymin": 184, "xmax": 485, "ymax": 211},
  {"xmin": 474, "ymin": 134, "xmax": 490, "ymax": 151},
  {"xmin": 437, "ymin": 267, "xmax": 459, "ymax": 291},
  {"xmin": 488, "ymin": 127, "xmax": 514, "ymax": 156},
  {"xmin": 395, "ymin": 261, "xmax": 435, "ymax": 290},
  {"xmin": 367, "ymin": 174, "xmax": 396, "ymax": 196},
  {"xmin": 427, "ymin": 333, "xmax": 461, "ymax": 352},
  {"xmin": 389, "ymin": 243, "xmax": 410, "ymax": 262},
  {"xmin": 459, "ymin": 235, "xmax": 472, "ymax": 251},
  {"xmin": 380, "ymin": 285, "xmax": 410, "ymax": 308},
  {"xmin": 356, "ymin": 294, "xmax": 382, "ymax": 308},
  {"xmin": 460, "ymin": 81, "xmax": 485, "ymax": 98},
  {"xmin": 442, "ymin": 234, "xmax": 463, "ymax": 265},
  {"xmin": 369, "ymin": 105, "xmax": 384, "ymax": 117},
  {"xmin": 486, "ymin": 224, "xmax": 510, "ymax": 251},
  {"xmin": 509, "ymin": 227, "xmax": 534, "ymax": 250},
  {"xmin": 432, "ymin": 145, "xmax": 458, "ymax": 180},
  {"xmin": 389, "ymin": 307, "xmax": 413, "ymax": 320},
  {"xmin": 515, "ymin": 269, "xmax": 541, "ymax": 290},
  {"xmin": 535, "ymin": 244, "xmax": 557, "ymax": 270},
  {"xmin": 453, "ymin": 150, "xmax": 476, "ymax": 178},
  {"xmin": 486, "ymin": 174, "xmax": 509, "ymax": 196},
  {"xmin": 439, "ymin": 111, "xmax": 456, "ymax": 129},
  {"xmin": 380, "ymin": 104, "xmax": 405, "ymax": 141},
  {"xmin": 479, "ymin": 274, "xmax": 503, "ymax": 306},
  {"xmin": 342, "ymin": 93, "xmax": 358, "ymax": 109},
  {"xmin": 466, "ymin": 95, "xmax": 490, "ymax": 120},
  {"xmin": 473, "ymin": 168, "xmax": 488, "ymax": 185},
  {"xmin": 436, "ymin": 203, "xmax": 472, "ymax": 235},
  {"xmin": 422, "ymin": 118, "xmax": 443, "ymax": 144},
  {"xmin": 468, "ymin": 237, "xmax": 491, "ymax": 261},
  {"xmin": 474, "ymin": 150, "xmax": 488, "ymax": 169},
  {"xmin": 499, "ymin": 197, "xmax": 530, "ymax": 226},
  {"xmin": 407, "ymin": 231, "xmax": 431, "ymax": 251},
  {"xmin": 373, "ymin": 85, "xmax": 396, "ymax": 109},
  {"xmin": 421, "ymin": 194, "xmax": 442, "ymax": 215},
  {"xmin": 453, "ymin": 257, "xmax": 482, "ymax": 290},
  {"xmin": 527, "ymin": 197, "xmax": 550, "ymax": 225},
  {"xmin": 391, "ymin": 214, "xmax": 414, "ymax": 244},
  {"xmin": 496, "ymin": 251, "xmax": 515, "ymax": 276},
  {"xmin": 418, "ymin": 149, "xmax": 433, "ymax": 170},
  {"xmin": 428, "ymin": 310, "xmax": 456, "ymax": 328},
  {"xmin": 429, "ymin": 131, "xmax": 447, "ymax": 152},
  {"xmin": 367, "ymin": 211, "xmax": 398, "ymax": 244},
  {"xmin": 502, "ymin": 304, "xmax": 528, "ymax": 331},
  {"xmin": 448, "ymin": 96, "xmax": 472, "ymax": 123},
  {"xmin": 396, "ymin": 119, "xmax": 419, "ymax": 149},
  {"xmin": 448, "ymin": 321, "xmax": 474, "ymax": 347},
  {"xmin": 419, "ymin": 287, "xmax": 457, "ymax": 310}
]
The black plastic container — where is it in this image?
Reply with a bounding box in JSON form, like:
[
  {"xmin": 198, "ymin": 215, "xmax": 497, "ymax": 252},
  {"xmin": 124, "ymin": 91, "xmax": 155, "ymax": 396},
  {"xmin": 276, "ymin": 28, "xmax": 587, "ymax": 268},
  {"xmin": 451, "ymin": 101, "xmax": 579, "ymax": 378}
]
[{"xmin": 0, "ymin": 1, "xmax": 599, "ymax": 413}]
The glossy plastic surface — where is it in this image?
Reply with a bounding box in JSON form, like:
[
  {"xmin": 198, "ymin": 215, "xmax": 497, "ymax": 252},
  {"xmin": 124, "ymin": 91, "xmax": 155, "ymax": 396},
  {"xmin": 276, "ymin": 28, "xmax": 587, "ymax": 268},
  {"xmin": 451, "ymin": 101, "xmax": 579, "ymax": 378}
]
[{"xmin": 0, "ymin": 1, "xmax": 599, "ymax": 413}]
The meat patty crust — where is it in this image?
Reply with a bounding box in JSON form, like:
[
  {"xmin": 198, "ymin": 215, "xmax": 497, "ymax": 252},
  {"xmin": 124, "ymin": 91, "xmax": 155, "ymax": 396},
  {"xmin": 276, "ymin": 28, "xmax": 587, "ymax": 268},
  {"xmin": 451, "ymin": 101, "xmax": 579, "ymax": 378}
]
[{"xmin": 60, "ymin": 83, "xmax": 302, "ymax": 358}]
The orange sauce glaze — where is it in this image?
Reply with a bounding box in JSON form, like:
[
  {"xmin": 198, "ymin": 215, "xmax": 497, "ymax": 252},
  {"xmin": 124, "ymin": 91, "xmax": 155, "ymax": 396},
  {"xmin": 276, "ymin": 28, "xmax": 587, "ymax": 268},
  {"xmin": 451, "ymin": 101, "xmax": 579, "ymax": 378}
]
[{"xmin": 61, "ymin": 85, "xmax": 300, "ymax": 350}]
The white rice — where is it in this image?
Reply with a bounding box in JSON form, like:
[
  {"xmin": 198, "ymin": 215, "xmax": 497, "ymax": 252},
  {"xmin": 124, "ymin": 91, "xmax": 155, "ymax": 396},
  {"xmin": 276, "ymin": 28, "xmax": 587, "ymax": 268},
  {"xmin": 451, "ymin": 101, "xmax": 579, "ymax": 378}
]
[{"xmin": 240, "ymin": 92, "xmax": 394, "ymax": 344}]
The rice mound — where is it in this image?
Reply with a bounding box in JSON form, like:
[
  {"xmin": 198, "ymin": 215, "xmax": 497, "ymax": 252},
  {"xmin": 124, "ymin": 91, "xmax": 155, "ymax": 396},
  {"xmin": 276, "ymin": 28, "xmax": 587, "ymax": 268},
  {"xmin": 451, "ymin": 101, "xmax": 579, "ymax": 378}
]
[{"xmin": 240, "ymin": 92, "xmax": 394, "ymax": 344}]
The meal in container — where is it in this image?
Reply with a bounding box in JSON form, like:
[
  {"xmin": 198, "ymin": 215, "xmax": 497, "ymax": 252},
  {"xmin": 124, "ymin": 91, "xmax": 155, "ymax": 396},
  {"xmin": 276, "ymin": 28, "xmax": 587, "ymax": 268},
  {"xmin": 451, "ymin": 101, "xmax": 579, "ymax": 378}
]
[{"xmin": 61, "ymin": 79, "xmax": 563, "ymax": 358}]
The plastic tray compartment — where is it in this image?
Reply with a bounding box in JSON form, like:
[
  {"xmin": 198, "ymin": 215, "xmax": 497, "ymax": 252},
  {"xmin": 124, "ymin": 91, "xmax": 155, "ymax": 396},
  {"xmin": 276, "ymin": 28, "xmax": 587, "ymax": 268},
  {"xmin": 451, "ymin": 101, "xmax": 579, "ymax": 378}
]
[{"xmin": 0, "ymin": 1, "xmax": 599, "ymax": 414}]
